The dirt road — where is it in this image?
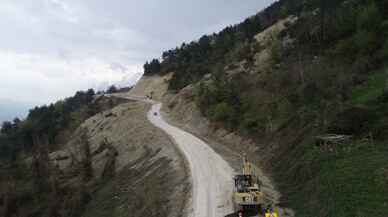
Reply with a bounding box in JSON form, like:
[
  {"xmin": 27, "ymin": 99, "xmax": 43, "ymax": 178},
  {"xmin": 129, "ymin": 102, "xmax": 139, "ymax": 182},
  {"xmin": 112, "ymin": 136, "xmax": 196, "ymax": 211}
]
[{"xmin": 148, "ymin": 103, "xmax": 235, "ymax": 217}]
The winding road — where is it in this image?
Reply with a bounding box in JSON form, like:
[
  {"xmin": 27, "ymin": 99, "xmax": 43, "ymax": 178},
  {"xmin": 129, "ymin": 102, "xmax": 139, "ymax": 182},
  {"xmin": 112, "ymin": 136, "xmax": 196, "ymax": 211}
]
[{"xmin": 147, "ymin": 103, "xmax": 235, "ymax": 217}]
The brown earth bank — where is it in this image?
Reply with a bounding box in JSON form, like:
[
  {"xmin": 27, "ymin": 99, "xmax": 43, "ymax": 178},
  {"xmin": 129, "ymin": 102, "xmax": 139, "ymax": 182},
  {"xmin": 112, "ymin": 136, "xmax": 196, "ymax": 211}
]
[
  {"xmin": 0, "ymin": 98, "xmax": 190, "ymax": 217},
  {"xmin": 76, "ymin": 99, "xmax": 190, "ymax": 217}
]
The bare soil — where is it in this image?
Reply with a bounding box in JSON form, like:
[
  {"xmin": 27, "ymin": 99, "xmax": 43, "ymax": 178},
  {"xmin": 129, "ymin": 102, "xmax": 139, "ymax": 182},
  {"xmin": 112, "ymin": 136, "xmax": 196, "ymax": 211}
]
[{"xmin": 50, "ymin": 99, "xmax": 190, "ymax": 217}]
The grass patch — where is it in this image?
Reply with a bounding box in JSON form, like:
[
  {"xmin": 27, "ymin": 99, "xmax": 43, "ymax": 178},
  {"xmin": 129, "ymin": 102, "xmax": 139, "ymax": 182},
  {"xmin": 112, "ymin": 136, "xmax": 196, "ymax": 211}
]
[
  {"xmin": 284, "ymin": 143, "xmax": 388, "ymax": 217},
  {"xmin": 351, "ymin": 70, "xmax": 387, "ymax": 104}
]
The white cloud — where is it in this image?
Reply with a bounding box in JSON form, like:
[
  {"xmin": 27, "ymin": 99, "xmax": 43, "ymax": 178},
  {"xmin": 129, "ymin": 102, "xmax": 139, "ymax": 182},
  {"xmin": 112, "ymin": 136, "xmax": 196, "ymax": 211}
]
[
  {"xmin": 0, "ymin": 51, "xmax": 141, "ymax": 104},
  {"xmin": 47, "ymin": 0, "xmax": 79, "ymax": 23},
  {"xmin": 0, "ymin": 0, "xmax": 275, "ymax": 120}
]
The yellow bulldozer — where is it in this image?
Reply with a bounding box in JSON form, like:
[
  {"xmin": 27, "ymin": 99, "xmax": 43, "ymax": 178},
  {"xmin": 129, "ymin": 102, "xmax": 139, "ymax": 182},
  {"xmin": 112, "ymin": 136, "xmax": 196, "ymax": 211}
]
[{"xmin": 232, "ymin": 154, "xmax": 265, "ymax": 216}]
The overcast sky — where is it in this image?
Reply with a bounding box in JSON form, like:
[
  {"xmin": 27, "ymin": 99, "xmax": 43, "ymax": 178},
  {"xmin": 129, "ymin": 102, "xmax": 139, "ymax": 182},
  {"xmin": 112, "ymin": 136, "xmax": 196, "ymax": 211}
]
[{"xmin": 0, "ymin": 0, "xmax": 275, "ymax": 121}]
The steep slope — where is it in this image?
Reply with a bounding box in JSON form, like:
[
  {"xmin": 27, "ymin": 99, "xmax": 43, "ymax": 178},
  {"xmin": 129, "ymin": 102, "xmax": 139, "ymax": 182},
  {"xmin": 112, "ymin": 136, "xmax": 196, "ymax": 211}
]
[
  {"xmin": 62, "ymin": 100, "xmax": 190, "ymax": 217},
  {"xmin": 139, "ymin": 0, "xmax": 388, "ymax": 216},
  {"xmin": 128, "ymin": 73, "xmax": 173, "ymax": 101},
  {"xmin": 126, "ymin": 73, "xmax": 295, "ymax": 216},
  {"xmin": 0, "ymin": 98, "xmax": 190, "ymax": 217}
]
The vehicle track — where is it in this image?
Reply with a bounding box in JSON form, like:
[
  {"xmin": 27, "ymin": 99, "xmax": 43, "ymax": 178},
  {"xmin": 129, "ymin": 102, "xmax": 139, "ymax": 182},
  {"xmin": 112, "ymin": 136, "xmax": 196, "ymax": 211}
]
[{"xmin": 147, "ymin": 103, "xmax": 235, "ymax": 217}]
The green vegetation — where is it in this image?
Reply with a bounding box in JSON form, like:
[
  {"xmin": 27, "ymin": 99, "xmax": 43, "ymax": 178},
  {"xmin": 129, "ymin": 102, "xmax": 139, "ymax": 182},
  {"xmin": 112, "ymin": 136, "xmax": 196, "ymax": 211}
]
[
  {"xmin": 0, "ymin": 131, "xmax": 94, "ymax": 217},
  {"xmin": 1, "ymin": 0, "xmax": 387, "ymax": 216},
  {"xmin": 277, "ymin": 142, "xmax": 388, "ymax": 217},
  {"xmin": 351, "ymin": 71, "xmax": 387, "ymax": 104},
  {"xmin": 143, "ymin": 59, "xmax": 161, "ymax": 75},
  {"xmin": 0, "ymin": 88, "xmax": 129, "ymax": 163},
  {"xmin": 0, "ymin": 89, "xmax": 96, "ymax": 162},
  {"xmin": 212, "ymin": 102, "xmax": 234, "ymax": 122},
  {"xmin": 145, "ymin": 0, "xmax": 388, "ymax": 216},
  {"xmin": 143, "ymin": 5, "xmax": 269, "ymax": 89}
]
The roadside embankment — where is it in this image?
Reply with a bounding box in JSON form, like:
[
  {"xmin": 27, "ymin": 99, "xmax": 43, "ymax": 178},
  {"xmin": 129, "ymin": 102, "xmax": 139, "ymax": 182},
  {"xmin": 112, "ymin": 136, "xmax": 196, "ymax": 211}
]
[{"xmin": 51, "ymin": 99, "xmax": 190, "ymax": 217}]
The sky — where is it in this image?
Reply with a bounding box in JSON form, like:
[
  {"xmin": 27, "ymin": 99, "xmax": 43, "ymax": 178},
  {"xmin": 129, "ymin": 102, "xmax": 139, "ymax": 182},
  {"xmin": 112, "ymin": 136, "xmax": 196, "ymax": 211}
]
[{"xmin": 0, "ymin": 0, "xmax": 275, "ymax": 122}]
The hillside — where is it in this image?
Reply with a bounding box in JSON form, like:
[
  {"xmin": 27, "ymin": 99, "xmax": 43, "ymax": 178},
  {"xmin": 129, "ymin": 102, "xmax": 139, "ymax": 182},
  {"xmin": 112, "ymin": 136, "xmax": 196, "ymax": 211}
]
[
  {"xmin": 141, "ymin": 0, "xmax": 388, "ymax": 216},
  {"xmin": 0, "ymin": 85, "xmax": 190, "ymax": 217},
  {"xmin": 1, "ymin": 0, "xmax": 388, "ymax": 216},
  {"xmin": 0, "ymin": 96, "xmax": 189, "ymax": 217}
]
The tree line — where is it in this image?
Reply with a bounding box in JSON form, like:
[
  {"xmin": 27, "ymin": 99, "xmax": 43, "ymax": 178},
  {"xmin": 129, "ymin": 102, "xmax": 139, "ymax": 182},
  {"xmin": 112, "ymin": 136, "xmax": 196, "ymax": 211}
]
[{"xmin": 0, "ymin": 89, "xmax": 96, "ymax": 162}]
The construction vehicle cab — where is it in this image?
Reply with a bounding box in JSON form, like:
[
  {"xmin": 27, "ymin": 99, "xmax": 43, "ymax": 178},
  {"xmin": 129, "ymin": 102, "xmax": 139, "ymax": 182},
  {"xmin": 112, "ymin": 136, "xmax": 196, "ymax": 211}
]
[
  {"xmin": 232, "ymin": 154, "xmax": 265, "ymax": 215},
  {"xmin": 235, "ymin": 175, "xmax": 252, "ymax": 193}
]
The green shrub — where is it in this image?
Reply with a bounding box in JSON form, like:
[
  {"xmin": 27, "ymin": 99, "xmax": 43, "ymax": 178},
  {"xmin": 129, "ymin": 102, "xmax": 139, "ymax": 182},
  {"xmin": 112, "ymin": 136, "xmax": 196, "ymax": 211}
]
[
  {"xmin": 334, "ymin": 38, "xmax": 357, "ymax": 59},
  {"xmin": 327, "ymin": 106, "xmax": 377, "ymax": 136},
  {"xmin": 242, "ymin": 116, "xmax": 259, "ymax": 131},
  {"xmin": 270, "ymin": 39, "xmax": 283, "ymax": 64},
  {"xmin": 379, "ymin": 39, "xmax": 388, "ymax": 58},
  {"xmin": 356, "ymin": 2, "xmax": 382, "ymax": 32},
  {"xmin": 354, "ymin": 30, "xmax": 378, "ymax": 54},
  {"xmin": 212, "ymin": 102, "xmax": 234, "ymax": 122},
  {"xmin": 351, "ymin": 71, "xmax": 387, "ymax": 104},
  {"xmin": 240, "ymin": 112, "xmax": 267, "ymax": 135}
]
